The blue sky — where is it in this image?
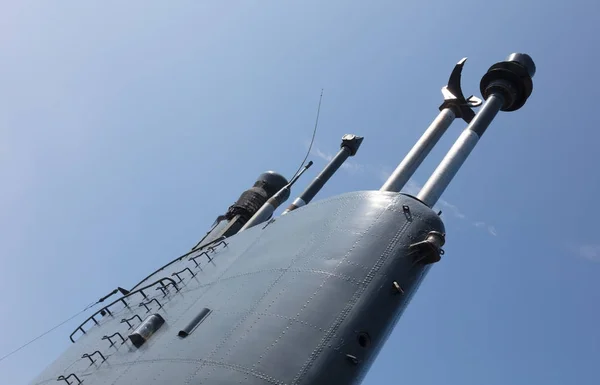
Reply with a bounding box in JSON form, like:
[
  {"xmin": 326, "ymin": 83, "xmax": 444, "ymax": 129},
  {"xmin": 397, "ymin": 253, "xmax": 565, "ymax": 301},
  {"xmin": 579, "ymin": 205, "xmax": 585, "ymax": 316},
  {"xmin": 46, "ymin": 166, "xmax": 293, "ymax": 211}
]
[{"xmin": 1, "ymin": 1, "xmax": 599, "ymax": 384}]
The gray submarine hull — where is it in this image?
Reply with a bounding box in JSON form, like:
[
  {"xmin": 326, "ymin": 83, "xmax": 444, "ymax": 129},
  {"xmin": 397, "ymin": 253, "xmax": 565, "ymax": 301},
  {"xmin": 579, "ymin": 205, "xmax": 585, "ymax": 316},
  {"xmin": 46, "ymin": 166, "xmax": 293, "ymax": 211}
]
[
  {"xmin": 30, "ymin": 52, "xmax": 537, "ymax": 385},
  {"xmin": 32, "ymin": 191, "xmax": 444, "ymax": 385}
]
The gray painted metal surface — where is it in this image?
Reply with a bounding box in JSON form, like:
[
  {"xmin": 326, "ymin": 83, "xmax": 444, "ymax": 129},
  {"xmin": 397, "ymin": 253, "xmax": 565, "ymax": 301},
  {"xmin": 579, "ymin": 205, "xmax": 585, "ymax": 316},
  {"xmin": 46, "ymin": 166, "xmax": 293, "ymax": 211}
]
[{"xmin": 31, "ymin": 191, "xmax": 444, "ymax": 385}]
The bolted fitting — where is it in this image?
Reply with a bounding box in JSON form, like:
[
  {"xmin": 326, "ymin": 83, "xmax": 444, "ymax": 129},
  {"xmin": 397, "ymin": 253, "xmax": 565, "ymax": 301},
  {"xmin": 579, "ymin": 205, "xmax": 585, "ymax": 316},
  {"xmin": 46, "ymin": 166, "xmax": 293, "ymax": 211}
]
[
  {"xmin": 341, "ymin": 134, "xmax": 364, "ymax": 156},
  {"xmin": 410, "ymin": 231, "xmax": 446, "ymax": 265}
]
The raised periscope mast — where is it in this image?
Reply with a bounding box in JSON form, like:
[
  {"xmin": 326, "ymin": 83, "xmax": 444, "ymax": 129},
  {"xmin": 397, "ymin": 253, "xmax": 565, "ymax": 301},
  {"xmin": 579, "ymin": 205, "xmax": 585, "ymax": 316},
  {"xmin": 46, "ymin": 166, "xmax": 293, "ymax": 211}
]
[{"xmin": 31, "ymin": 53, "xmax": 534, "ymax": 385}]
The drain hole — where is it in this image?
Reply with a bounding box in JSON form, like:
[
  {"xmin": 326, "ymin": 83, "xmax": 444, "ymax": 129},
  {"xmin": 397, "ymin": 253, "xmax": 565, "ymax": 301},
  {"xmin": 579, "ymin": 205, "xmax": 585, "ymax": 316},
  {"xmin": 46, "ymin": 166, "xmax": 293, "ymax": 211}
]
[{"xmin": 357, "ymin": 332, "xmax": 370, "ymax": 348}]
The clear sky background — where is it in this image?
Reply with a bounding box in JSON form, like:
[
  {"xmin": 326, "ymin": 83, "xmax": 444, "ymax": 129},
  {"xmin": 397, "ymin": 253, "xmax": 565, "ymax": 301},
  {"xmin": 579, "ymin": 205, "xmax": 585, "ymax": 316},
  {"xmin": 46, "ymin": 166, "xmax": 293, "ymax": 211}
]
[{"xmin": 1, "ymin": 1, "xmax": 598, "ymax": 384}]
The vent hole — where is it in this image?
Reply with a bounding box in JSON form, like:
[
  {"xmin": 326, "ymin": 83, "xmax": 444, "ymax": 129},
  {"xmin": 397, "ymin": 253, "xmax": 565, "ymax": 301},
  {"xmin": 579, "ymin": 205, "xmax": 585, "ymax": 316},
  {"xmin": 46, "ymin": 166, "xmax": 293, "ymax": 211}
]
[{"xmin": 357, "ymin": 332, "xmax": 370, "ymax": 348}]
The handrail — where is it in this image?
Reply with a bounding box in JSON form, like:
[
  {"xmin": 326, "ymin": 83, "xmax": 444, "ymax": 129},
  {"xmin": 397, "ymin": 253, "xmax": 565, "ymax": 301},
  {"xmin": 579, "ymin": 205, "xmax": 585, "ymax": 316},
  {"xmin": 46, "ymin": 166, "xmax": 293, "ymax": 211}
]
[
  {"xmin": 129, "ymin": 236, "xmax": 227, "ymax": 291},
  {"xmin": 69, "ymin": 277, "xmax": 178, "ymax": 343},
  {"xmin": 172, "ymin": 267, "xmax": 196, "ymax": 282}
]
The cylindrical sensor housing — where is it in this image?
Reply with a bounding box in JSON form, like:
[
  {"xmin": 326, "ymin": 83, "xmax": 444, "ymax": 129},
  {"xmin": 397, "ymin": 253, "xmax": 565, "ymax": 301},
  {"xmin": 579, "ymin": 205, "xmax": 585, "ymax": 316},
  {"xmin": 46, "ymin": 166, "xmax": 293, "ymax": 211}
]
[
  {"xmin": 178, "ymin": 308, "xmax": 212, "ymax": 337},
  {"xmin": 128, "ymin": 313, "xmax": 165, "ymax": 348}
]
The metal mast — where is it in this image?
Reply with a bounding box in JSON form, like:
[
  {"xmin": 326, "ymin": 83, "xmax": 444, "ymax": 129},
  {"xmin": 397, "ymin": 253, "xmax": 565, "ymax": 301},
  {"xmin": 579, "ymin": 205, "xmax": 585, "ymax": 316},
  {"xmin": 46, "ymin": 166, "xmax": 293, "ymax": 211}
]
[
  {"xmin": 380, "ymin": 58, "xmax": 482, "ymax": 193},
  {"xmin": 417, "ymin": 53, "xmax": 536, "ymax": 206},
  {"xmin": 282, "ymin": 134, "xmax": 364, "ymax": 215}
]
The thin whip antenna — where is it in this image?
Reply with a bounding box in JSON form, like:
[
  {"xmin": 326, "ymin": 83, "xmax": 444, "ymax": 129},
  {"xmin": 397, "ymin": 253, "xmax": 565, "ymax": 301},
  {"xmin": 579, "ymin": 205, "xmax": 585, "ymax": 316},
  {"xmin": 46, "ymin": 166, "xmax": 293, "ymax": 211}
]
[{"xmin": 291, "ymin": 89, "xmax": 323, "ymax": 180}]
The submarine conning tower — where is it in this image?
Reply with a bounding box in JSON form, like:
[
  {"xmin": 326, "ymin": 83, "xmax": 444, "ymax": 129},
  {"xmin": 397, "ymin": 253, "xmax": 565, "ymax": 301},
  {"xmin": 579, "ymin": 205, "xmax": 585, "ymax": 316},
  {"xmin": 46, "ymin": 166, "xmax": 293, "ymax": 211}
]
[{"xmin": 27, "ymin": 53, "xmax": 535, "ymax": 385}]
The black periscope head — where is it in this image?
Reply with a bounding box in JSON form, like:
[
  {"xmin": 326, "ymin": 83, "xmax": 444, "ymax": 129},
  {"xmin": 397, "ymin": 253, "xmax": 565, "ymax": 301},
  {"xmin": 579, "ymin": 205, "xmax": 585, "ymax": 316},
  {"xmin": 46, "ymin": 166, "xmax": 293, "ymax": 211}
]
[
  {"xmin": 229, "ymin": 171, "xmax": 288, "ymax": 219},
  {"xmin": 255, "ymin": 171, "xmax": 288, "ymax": 196},
  {"xmin": 506, "ymin": 53, "xmax": 536, "ymax": 77},
  {"xmin": 223, "ymin": 170, "xmax": 289, "ymax": 226},
  {"xmin": 480, "ymin": 53, "xmax": 536, "ymax": 112}
]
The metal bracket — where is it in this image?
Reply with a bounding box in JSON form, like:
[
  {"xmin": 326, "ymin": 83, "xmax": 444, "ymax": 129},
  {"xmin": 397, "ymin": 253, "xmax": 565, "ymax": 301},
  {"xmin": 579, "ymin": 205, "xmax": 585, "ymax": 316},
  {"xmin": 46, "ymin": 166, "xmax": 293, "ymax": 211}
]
[
  {"xmin": 102, "ymin": 332, "xmax": 126, "ymax": 347},
  {"xmin": 189, "ymin": 257, "xmax": 201, "ymax": 268},
  {"xmin": 159, "ymin": 279, "xmax": 179, "ymax": 292},
  {"xmin": 439, "ymin": 58, "xmax": 482, "ymax": 123},
  {"xmin": 189, "ymin": 251, "xmax": 212, "ymax": 267},
  {"xmin": 402, "ymin": 205, "xmax": 412, "ymax": 221},
  {"xmin": 82, "ymin": 350, "xmax": 106, "ymax": 364},
  {"xmin": 120, "ymin": 314, "xmax": 143, "ymax": 329},
  {"xmin": 346, "ymin": 354, "xmax": 359, "ymax": 365},
  {"xmin": 155, "ymin": 286, "xmax": 169, "ymax": 297},
  {"xmin": 392, "ymin": 281, "xmax": 404, "ymax": 294},
  {"xmin": 207, "ymin": 239, "xmax": 228, "ymax": 253},
  {"xmin": 155, "ymin": 280, "xmax": 179, "ymax": 296},
  {"xmin": 139, "ymin": 298, "xmax": 163, "ymax": 313},
  {"xmin": 172, "ymin": 267, "xmax": 196, "ymax": 283},
  {"xmin": 410, "ymin": 231, "xmax": 446, "ymax": 265},
  {"xmin": 57, "ymin": 374, "xmax": 82, "ymax": 384}
]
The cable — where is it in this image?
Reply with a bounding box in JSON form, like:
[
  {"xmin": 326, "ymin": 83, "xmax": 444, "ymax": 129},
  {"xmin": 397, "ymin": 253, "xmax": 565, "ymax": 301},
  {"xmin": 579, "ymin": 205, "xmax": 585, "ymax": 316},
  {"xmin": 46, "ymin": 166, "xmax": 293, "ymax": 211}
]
[
  {"xmin": 0, "ymin": 285, "xmax": 128, "ymax": 364},
  {"xmin": 290, "ymin": 89, "xmax": 323, "ymax": 180},
  {"xmin": 0, "ymin": 302, "xmax": 95, "ymax": 363}
]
